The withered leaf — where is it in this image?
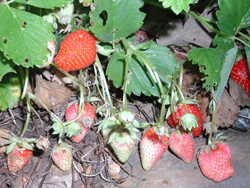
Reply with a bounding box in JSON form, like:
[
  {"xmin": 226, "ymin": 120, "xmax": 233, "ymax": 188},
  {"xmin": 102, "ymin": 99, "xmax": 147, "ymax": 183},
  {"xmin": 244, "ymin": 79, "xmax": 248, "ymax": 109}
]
[
  {"xmin": 229, "ymin": 79, "xmax": 250, "ymax": 107},
  {"xmin": 214, "ymin": 89, "xmax": 239, "ymax": 128},
  {"xmin": 34, "ymin": 75, "xmax": 72, "ymax": 111}
]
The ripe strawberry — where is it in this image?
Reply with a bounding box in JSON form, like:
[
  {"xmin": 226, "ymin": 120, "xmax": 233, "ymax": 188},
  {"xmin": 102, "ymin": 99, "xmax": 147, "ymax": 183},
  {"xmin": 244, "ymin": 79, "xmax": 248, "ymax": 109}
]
[
  {"xmin": 109, "ymin": 131, "xmax": 135, "ymax": 163},
  {"xmin": 7, "ymin": 145, "xmax": 33, "ymax": 173},
  {"xmin": 65, "ymin": 103, "xmax": 95, "ymax": 143},
  {"xmin": 198, "ymin": 142, "xmax": 234, "ymax": 182},
  {"xmin": 169, "ymin": 129, "xmax": 194, "ymax": 163},
  {"xmin": 55, "ymin": 29, "xmax": 96, "ymax": 72},
  {"xmin": 51, "ymin": 142, "xmax": 72, "ymax": 171},
  {"xmin": 140, "ymin": 127, "xmax": 168, "ymax": 170},
  {"xmin": 167, "ymin": 103, "xmax": 203, "ymax": 137},
  {"xmin": 230, "ymin": 57, "xmax": 250, "ymax": 97}
]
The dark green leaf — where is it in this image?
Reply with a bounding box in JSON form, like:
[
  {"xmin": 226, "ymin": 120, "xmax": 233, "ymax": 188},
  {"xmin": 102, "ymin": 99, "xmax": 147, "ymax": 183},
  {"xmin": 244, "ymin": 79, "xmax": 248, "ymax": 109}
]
[
  {"xmin": 106, "ymin": 42, "xmax": 177, "ymax": 97},
  {"xmin": 89, "ymin": 0, "xmax": 145, "ymax": 43},
  {"xmin": 0, "ymin": 73, "xmax": 22, "ymax": 111},
  {"xmin": 188, "ymin": 48, "xmax": 225, "ymax": 91},
  {"xmin": 0, "ymin": 52, "xmax": 16, "ymax": 81},
  {"xmin": 216, "ymin": 0, "xmax": 250, "ymax": 35},
  {"xmin": 13, "ymin": 0, "xmax": 72, "ymax": 9},
  {"xmin": 0, "ymin": 5, "xmax": 55, "ymax": 67}
]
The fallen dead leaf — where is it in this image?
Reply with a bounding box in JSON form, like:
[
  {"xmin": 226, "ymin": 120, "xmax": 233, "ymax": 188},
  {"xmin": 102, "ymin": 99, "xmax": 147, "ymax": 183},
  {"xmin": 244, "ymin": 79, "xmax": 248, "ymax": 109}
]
[
  {"xmin": 34, "ymin": 75, "xmax": 73, "ymax": 111},
  {"xmin": 0, "ymin": 129, "xmax": 11, "ymax": 153},
  {"xmin": 229, "ymin": 79, "xmax": 250, "ymax": 107},
  {"xmin": 214, "ymin": 89, "xmax": 240, "ymax": 128}
]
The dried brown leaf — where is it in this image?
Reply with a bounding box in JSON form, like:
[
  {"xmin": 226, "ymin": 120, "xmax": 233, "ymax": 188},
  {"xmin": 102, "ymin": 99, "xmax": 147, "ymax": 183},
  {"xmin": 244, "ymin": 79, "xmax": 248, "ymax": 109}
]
[
  {"xmin": 229, "ymin": 79, "xmax": 250, "ymax": 107},
  {"xmin": 214, "ymin": 89, "xmax": 240, "ymax": 128},
  {"xmin": 0, "ymin": 129, "xmax": 11, "ymax": 153},
  {"xmin": 34, "ymin": 75, "xmax": 72, "ymax": 111}
]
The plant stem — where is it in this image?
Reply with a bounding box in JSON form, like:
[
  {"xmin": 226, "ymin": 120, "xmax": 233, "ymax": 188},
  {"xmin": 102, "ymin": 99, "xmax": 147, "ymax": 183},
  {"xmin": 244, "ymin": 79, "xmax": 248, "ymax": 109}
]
[
  {"xmin": 238, "ymin": 32, "xmax": 250, "ymax": 41},
  {"xmin": 159, "ymin": 92, "xmax": 169, "ymax": 125},
  {"xmin": 122, "ymin": 53, "xmax": 131, "ymax": 110},
  {"xmin": 189, "ymin": 11, "xmax": 234, "ymax": 39},
  {"xmin": 21, "ymin": 97, "xmax": 31, "ymax": 136},
  {"xmin": 94, "ymin": 55, "xmax": 115, "ymax": 116},
  {"xmin": 208, "ymin": 97, "xmax": 216, "ymax": 145},
  {"xmin": 78, "ymin": 69, "xmax": 85, "ymax": 116}
]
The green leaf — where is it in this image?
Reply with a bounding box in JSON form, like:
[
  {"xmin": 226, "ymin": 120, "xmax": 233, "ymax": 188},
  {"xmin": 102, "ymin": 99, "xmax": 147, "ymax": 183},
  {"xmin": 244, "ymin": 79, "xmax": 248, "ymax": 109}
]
[
  {"xmin": 89, "ymin": 0, "xmax": 145, "ymax": 43},
  {"xmin": 159, "ymin": 0, "xmax": 194, "ymax": 15},
  {"xmin": 106, "ymin": 42, "xmax": 177, "ymax": 97},
  {"xmin": 213, "ymin": 35, "xmax": 235, "ymax": 53},
  {"xmin": 0, "ymin": 5, "xmax": 55, "ymax": 68},
  {"xmin": 13, "ymin": 0, "xmax": 73, "ymax": 9},
  {"xmin": 0, "ymin": 52, "xmax": 16, "ymax": 81},
  {"xmin": 216, "ymin": 0, "xmax": 250, "ymax": 35},
  {"xmin": 188, "ymin": 48, "xmax": 225, "ymax": 91},
  {"xmin": 214, "ymin": 47, "xmax": 238, "ymax": 101},
  {"xmin": 0, "ymin": 73, "xmax": 22, "ymax": 111}
]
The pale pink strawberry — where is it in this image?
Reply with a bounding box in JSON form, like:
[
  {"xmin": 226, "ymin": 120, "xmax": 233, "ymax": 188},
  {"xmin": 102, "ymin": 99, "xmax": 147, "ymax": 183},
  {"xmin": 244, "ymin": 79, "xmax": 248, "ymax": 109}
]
[
  {"xmin": 198, "ymin": 142, "xmax": 234, "ymax": 182},
  {"xmin": 51, "ymin": 142, "xmax": 72, "ymax": 171},
  {"xmin": 140, "ymin": 127, "xmax": 168, "ymax": 170},
  {"xmin": 169, "ymin": 129, "xmax": 194, "ymax": 163}
]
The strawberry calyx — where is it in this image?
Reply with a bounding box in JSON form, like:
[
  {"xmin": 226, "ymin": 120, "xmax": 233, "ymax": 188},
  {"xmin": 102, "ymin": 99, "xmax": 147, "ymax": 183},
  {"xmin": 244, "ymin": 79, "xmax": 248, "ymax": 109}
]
[
  {"xmin": 66, "ymin": 121, "xmax": 82, "ymax": 137},
  {"xmin": 0, "ymin": 132, "xmax": 36, "ymax": 154},
  {"xmin": 100, "ymin": 110, "xmax": 140, "ymax": 144},
  {"xmin": 51, "ymin": 142, "xmax": 72, "ymax": 157},
  {"xmin": 179, "ymin": 112, "xmax": 199, "ymax": 132}
]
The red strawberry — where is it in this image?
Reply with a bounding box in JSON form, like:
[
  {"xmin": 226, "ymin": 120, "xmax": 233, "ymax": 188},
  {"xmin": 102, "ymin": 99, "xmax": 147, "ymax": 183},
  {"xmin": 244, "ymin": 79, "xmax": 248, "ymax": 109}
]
[
  {"xmin": 7, "ymin": 145, "xmax": 33, "ymax": 173},
  {"xmin": 140, "ymin": 127, "xmax": 168, "ymax": 170},
  {"xmin": 230, "ymin": 57, "xmax": 250, "ymax": 97},
  {"xmin": 52, "ymin": 142, "xmax": 72, "ymax": 171},
  {"xmin": 167, "ymin": 103, "xmax": 203, "ymax": 137},
  {"xmin": 65, "ymin": 103, "xmax": 95, "ymax": 143},
  {"xmin": 169, "ymin": 129, "xmax": 194, "ymax": 163},
  {"xmin": 198, "ymin": 142, "xmax": 234, "ymax": 182},
  {"xmin": 55, "ymin": 29, "xmax": 96, "ymax": 72}
]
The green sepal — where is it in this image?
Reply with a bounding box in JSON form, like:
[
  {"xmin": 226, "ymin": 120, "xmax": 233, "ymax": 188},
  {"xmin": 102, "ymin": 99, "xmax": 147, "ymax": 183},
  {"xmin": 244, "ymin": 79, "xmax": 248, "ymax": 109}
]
[
  {"xmin": 66, "ymin": 121, "xmax": 81, "ymax": 137},
  {"xmin": 6, "ymin": 142, "xmax": 17, "ymax": 154},
  {"xmin": 179, "ymin": 113, "xmax": 198, "ymax": 132}
]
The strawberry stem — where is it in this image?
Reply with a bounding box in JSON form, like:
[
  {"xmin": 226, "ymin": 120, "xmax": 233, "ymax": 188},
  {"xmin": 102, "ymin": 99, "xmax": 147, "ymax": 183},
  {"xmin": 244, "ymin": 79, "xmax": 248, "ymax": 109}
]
[
  {"xmin": 21, "ymin": 96, "xmax": 31, "ymax": 136},
  {"xmin": 78, "ymin": 69, "xmax": 85, "ymax": 117},
  {"xmin": 189, "ymin": 11, "xmax": 234, "ymax": 39},
  {"xmin": 94, "ymin": 55, "xmax": 115, "ymax": 116},
  {"xmin": 208, "ymin": 96, "xmax": 216, "ymax": 145},
  {"xmin": 122, "ymin": 52, "xmax": 131, "ymax": 110}
]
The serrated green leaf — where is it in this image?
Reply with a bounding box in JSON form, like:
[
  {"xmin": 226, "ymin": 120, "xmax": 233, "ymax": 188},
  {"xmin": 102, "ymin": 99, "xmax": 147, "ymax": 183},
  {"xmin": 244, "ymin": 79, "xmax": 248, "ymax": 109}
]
[
  {"xmin": 0, "ymin": 5, "xmax": 55, "ymax": 67},
  {"xmin": 90, "ymin": 0, "xmax": 145, "ymax": 43},
  {"xmin": 214, "ymin": 47, "xmax": 238, "ymax": 101},
  {"xmin": 0, "ymin": 52, "xmax": 16, "ymax": 81},
  {"xmin": 0, "ymin": 73, "xmax": 22, "ymax": 111},
  {"xmin": 13, "ymin": 0, "xmax": 72, "ymax": 9},
  {"xmin": 188, "ymin": 48, "xmax": 225, "ymax": 91},
  {"xmin": 213, "ymin": 35, "xmax": 235, "ymax": 53},
  {"xmin": 159, "ymin": 0, "xmax": 194, "ymax": 15},
  {"xmin": 216, "ymin": 0, "xmax": 250, "ymax": 35},
  {"xmin": 106, "ymin": 42, "xmax": 177, "ymax": 97}
]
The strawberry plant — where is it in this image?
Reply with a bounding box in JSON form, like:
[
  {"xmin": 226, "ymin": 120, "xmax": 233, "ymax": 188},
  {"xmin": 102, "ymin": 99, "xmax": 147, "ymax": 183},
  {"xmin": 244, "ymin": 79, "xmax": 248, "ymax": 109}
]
[{"xmin": 0, "ymin": 0, "xmax": 249, "ymax": 186}]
